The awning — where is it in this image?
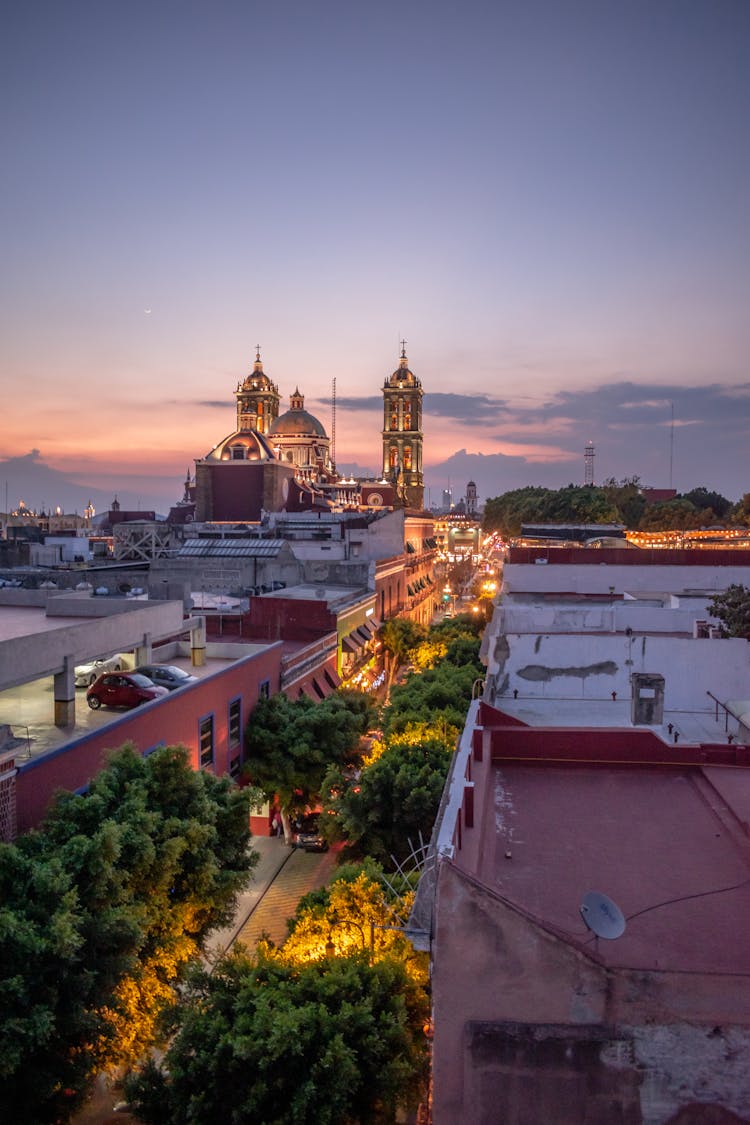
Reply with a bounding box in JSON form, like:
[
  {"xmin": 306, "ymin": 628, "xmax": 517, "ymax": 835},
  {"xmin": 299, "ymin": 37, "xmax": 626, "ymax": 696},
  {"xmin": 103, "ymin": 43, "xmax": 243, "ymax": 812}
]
[
  {"xmin": 343, "ymin": 632, "xmax": 365, "ymax": 653},
  {"xmin": 355, "ymin": 626, "xmax": 372, "ymax": 644},
  {"xmin": 324, "ymin": 668, "xmax": 342, "ymax": 690}
]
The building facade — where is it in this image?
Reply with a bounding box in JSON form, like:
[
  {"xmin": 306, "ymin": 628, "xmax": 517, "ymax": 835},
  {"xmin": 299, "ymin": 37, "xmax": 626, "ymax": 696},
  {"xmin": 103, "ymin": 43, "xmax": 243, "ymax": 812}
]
[{"xmin": 381, "ymin": 343, "xmax": 424, "ymax": 510}]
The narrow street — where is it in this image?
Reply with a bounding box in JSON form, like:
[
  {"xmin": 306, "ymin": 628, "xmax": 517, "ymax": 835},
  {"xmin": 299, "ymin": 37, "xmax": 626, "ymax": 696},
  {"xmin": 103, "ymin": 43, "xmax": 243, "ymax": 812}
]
[
  {"xmin": 71, "ymin": 839, "xmax": 341, "ymax": 1124},
  {"xmin": 232, "ymin": 843, "xmax": 340, "ymax": 949}
]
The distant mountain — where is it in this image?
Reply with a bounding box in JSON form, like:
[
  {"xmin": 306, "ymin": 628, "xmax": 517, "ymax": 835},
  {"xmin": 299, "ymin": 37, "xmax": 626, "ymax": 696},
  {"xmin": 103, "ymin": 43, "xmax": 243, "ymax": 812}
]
[{"xmin": 0, "ymin": 451, "xmax": 179, "ymax": 515}]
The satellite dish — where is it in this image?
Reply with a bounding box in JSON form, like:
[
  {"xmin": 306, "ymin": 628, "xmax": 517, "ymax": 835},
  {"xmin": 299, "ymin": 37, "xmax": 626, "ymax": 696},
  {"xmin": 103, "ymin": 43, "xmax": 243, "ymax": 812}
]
[{"xmin": 580, "ymin": 891, "xmax": 626, "ymax": 940}]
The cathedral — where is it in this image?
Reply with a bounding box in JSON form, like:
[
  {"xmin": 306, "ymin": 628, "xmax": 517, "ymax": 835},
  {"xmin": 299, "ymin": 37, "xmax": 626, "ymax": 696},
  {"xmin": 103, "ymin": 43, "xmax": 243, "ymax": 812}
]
[{"xmin": 192, "ymin": 345, "xmax": 424, "ymax": 522}]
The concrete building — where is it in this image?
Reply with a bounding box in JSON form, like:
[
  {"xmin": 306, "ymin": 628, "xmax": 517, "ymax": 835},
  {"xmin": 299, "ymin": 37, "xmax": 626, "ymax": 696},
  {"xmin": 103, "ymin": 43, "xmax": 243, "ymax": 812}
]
[{"xmin": 413, "ymin": 546, "xmax": 750, "ymax": 1124}]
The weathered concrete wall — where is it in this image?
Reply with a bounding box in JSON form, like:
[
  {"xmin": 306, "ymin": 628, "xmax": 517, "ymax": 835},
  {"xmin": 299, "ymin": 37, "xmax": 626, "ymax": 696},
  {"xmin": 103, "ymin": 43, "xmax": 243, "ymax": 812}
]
[
  {"xmin": 432, "ymin": 862, "xmax": 750, "ymax": 1125},
  {"xmin": 503, "ymin": 562, "xmax": 750, "ymax": 597},
  {"xmin": 484, "ymin": 631, "xmax": 750, "ymax": 710}
]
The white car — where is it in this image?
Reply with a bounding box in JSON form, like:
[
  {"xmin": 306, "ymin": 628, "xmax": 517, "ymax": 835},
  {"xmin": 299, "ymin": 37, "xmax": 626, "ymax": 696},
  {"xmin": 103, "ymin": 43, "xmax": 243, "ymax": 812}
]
[{"xmin": 74, "ymin": 655, "xmax": 124, "ymax": 688}]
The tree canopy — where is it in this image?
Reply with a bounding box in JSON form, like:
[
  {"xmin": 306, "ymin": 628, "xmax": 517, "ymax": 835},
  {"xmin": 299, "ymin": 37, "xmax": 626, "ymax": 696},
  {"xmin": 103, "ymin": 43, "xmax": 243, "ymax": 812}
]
[
  {"xmin": 1, "ymin": 743, "xmax": 256, "ymax": 1124},
  {"xmin": 125, "ymin": 950, "xmax": 429, "ymax": 1125},
  {"xmin": 482, "ymin": 481, "xmax": 738, "ymax": 535},
  {"xmin": 708, "ymin": 584, "xmax": 750, "ymax": 640},
  {"xmin": 243, "ymin": 689, "xmax": 375, "ymax": 821}
]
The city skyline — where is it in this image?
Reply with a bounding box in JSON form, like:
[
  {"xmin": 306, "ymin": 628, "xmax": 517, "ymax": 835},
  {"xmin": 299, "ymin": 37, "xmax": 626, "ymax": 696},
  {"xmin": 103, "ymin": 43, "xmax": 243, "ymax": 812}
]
[{"xmin": 2, "ymin": 1, "xmax": 748, "ymax": 512}]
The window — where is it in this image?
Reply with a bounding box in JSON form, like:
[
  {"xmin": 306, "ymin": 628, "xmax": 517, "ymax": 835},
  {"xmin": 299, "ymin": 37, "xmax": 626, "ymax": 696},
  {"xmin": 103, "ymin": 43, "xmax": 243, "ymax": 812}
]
[
  {"xmin": 199, "ymin": 715, "xmax": 214, "ymax": 769},
  {"xmin": 258, "ymin": 680, "xmax": 270, "ymax": 700},
  {"xmin": 229, "ymin": 698, "xmax": 242, "ymax": 750},
  {"xmin": 229, "ymin": 755, "xmax": 241, "ymax": 779}
]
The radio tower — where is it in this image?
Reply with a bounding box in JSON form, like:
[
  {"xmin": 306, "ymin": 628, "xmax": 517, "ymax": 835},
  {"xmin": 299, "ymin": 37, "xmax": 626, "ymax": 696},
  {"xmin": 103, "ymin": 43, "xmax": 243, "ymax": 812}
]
[
  {"xmin": 331, "ymin": 376, "xmax": 337, "ymax": 471},
  {"xmin": 584, "ymin": 440, "xmax": 595, "ymax": 486}
]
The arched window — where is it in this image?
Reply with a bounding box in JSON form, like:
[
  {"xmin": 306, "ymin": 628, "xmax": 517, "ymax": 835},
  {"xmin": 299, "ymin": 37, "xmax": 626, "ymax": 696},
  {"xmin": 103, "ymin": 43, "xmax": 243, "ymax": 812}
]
[{"xmin": 389, "ymin": 447, "xmax": 399, "ymax": 469}]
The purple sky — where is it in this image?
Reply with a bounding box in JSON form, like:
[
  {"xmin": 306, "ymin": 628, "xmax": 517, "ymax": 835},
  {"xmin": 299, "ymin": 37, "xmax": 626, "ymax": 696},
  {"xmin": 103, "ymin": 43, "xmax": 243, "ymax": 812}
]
[{"xmin": 1, "ymin": 0, "xmax": 748, "ymax": 514}]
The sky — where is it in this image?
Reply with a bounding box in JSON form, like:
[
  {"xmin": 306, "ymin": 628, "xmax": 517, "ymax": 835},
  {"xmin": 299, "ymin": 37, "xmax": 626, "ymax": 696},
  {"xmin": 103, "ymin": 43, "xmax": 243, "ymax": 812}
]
[{"xmin": 1, "ymin": 0, "xmax": 748, "ymax": 514}]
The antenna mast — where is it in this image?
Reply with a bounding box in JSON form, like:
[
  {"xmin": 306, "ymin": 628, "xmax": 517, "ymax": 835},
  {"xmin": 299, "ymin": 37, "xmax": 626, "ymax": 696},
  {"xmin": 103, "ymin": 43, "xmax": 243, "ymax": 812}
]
[
  {"xmin": 669, "ymin": 402, "xmax": 674, "ymax": 490},
  {"xmin": 331, "ymin": 376, "xmax": 336, "ymax": 471}
]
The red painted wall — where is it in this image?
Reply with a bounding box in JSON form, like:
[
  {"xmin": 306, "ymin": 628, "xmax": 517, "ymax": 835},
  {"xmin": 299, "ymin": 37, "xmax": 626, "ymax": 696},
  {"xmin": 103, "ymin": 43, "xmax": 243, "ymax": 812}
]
[
  {"xmin": 508, "ymin": 546, "xmax": 750, "ymax": 567},
  {"xmin": 248, "ymin": 596, "xmax": 336, "ymax": 642},
  {"xmin": 15, "ymin": 645, "xmax": 283, "ymax": 835}
]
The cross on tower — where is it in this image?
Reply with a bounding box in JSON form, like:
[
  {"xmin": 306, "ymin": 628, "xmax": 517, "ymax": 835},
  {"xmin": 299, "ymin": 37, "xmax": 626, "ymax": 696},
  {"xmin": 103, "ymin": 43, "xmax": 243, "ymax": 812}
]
[{"xmin": 400, "ymin": 338, "xmax": 407, "ymax": 357}]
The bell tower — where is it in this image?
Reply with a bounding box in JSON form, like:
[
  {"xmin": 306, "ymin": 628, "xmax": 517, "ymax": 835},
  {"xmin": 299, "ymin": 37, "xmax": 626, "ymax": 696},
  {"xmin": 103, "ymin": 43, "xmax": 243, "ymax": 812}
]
[
  {"xmin": 235, "ymin": 347, "xmax": 280, "ymax": 434},
  {"xmin": 382, "ymin": 341, "xmax": 424, "ymax": 509}
]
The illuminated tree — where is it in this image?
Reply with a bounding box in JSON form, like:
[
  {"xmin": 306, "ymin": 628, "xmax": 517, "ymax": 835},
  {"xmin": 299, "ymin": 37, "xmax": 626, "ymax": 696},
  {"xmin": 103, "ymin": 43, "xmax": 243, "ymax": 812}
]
[
  {"xmin": 125, "ymin": 950, "xmax": 429, "ymax": 1125},
  {"xmin": 0, "ymin": 743, "xmax": 256, "ymax": 1124}
]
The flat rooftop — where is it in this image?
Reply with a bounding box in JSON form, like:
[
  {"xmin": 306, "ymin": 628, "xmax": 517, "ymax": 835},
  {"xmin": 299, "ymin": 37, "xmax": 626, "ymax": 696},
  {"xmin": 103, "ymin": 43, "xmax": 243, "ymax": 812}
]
[
  {"xmin": 493, "ymin": 695, "xmax": 732, "ymax": 746},
  {"xmin": 0, "ymin": 647, "xmax": 265, "ymax": 761},
  {"xmin": 475, "ymin": 755, "xmax": 750, "ymax": 977},
  {"xmin": 0, "ymin": 604, "xmax": 94, "ymax": 640}
]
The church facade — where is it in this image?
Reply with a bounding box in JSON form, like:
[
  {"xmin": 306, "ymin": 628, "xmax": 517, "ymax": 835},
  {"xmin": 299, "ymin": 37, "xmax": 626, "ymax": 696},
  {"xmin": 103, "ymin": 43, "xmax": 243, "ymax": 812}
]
[{"xmin": 193, "ymin": 346, "xmax": 425, "ymax": 522}]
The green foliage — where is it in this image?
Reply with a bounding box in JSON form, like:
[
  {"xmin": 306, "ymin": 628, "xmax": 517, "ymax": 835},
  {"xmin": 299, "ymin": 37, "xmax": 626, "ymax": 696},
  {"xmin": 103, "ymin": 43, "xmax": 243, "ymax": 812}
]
[
  {"xmin": 732, "ymin": 493, "xmax": 750, "ymax": 528},
  {"xmin": 637, "ymin": 497, "xmax": 714, "ymax": 530},
  {"xmin": 243, "ymin": 690, "xmax": 374, "ymax": 814},
  {"xmin": 0, "ymin": 744, "xmax": 256, "ymax": 1124},
  {"xmin": 483, "ymin": 484, "xmax": 619, "ymax": 537},
  {"xmin": 384, "ymin": 659, "xmax": 481, "ymax": 737},
  {"xmin": 707, "ymin": 584, "xmax": 750, "ymax": 639},
  {"xmin": 324, "ymin": 737, "xmax": 452, "ymax": 864},
  {"xmin": 482, "ymin": 479, "xmax": 740, "ymax": 534},
  {"xmin": 125, "ymin": 951, "xmax": 429, "ymax": 1125},
  {"xmin": 681, "ymin": 486, "xmax": 732, "ymax": 520}
]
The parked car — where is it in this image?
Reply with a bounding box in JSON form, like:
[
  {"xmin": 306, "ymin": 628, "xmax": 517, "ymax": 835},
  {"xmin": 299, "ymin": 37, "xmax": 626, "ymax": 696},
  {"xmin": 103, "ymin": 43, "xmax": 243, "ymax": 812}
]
[
  {"xmin": 87, "ymin": 672, "xmax": 168, "ymax": 710},
  {"xmin": 291, "ymin": 813, "xmax": 328, "ymax": 852},
  {"xmin": 134, "ymin": 664, "xmax": 199, "ymax": 691},
  {"xmin": 74, "ymin": 654, "xmax": 124, "ymax": 688}
]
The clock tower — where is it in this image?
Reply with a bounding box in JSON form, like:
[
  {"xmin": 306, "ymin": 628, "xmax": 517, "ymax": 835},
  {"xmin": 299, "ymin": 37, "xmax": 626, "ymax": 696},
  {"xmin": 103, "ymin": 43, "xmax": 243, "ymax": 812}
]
[{"xmin": 382, "ymin": 342, "xmax": 424, "ymax": 510}]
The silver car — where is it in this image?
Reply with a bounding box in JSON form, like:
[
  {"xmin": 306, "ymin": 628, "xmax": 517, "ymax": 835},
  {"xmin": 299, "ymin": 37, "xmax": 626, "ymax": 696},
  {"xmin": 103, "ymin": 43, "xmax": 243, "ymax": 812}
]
[{"xmin": 134, "ymin": 664, "xmax": 199, "ymax": 691}]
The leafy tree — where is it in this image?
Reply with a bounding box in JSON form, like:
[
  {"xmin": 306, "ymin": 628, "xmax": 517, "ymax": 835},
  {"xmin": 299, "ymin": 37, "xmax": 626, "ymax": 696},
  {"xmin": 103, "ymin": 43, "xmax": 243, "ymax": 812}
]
[
  {"xmin": 243, "ymin": 691, "xmax": 373, "ymax": 838},
  {"xmin": 681, "ymin": 486, "xmax": 732, "ymax": 520},
  {"xmin": 324, "ymin": 737, "xmax": 452, "ymax": 864},
  {"xmin": 1, "ymin": 744, "xmax": 256, "ymax": 1124},
  {"xmin": 125, "ymin": 950, "xmax": 429, "ymax": 1125},
  {"xmin": 731, "ymin": 493, "xmax": 750, "ymax": 528},
  {"xmin": 601, "ymin": 477, "xmax": 647, "ymax": 528},
  {"xmin": 638, "ymin": 498, "xmax": 710, "ymax": 530},
  {"xmin": 384, "ymin": 661, "xmax": 480, "ymax": 737},
  {"xmin": 707, "ymin": 584, "xmax": 750, "ymax": 639},
  {"xmin": 283, "ymin": 864, "xmax": 424, "ymax": 972},
  {"xmin": 379, "ymin": 618, "xmax": 427, "ymax": 696}
]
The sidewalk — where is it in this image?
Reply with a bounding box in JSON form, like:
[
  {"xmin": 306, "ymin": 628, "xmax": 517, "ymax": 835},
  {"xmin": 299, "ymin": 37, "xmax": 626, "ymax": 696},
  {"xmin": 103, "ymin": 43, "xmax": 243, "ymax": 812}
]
[{"xmin": 206, "ymin": 834, "xmax": 292, "ymax": 959}]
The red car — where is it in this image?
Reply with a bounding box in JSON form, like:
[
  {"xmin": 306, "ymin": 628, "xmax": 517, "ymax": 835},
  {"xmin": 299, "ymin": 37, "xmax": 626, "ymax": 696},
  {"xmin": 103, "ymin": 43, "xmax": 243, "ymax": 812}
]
[{"xmin": 87, "ymin": 672, "xmax": 169, "ymax": 710}]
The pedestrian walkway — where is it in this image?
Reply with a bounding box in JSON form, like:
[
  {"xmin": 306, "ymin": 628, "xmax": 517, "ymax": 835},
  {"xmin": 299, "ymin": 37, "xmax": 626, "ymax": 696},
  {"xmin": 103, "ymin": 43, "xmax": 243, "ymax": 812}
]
[
  {"xmin": 206, "ymin": 835, "xmax": 291, "ymax": 959},
  {"xmin": 233, "ymin": 844, "xmax": 339, "ymax": 949}
]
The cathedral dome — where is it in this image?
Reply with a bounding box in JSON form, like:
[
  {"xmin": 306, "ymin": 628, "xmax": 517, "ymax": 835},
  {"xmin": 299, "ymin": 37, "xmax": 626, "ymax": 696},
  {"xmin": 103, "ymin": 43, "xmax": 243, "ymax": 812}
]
[
  {"xmin": 203, "ymin": 428, "xmax": 278, "ymax": 462},
  {"xmin": 269, "ymin": 388, "xmax": 328, "ymax": 438}
]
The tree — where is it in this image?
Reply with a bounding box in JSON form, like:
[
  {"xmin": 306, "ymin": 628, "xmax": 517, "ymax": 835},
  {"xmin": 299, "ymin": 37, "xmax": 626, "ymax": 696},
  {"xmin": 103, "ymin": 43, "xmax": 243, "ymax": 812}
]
[
  {"xmin": 243, "ymin": 691, "xmax": 374, "ymax": 839},
  {"xmin": 1, "ymin": 743, "xmax": 256, "ymax": 1124},
  {"xmin": 638, "ymin": 498, "xmax": 710, "ymax": 531},
  {"xmin": 283, "ymin": 863, "xmax": 425, "ymax": 971},
  {"xmin": 323, "ymin": 736, "xmax": 453, "ymax": 864},
  {"xmin": 125, "ymin": 950, "xmax": 429, "ymax": 1125},
  {"xmin": 681, "ymin": 486, "xmax": 732, "ymax": 521},
  {"xmin": 707, "ymin": 584, "xmax": 750, "ymax": 639},
  {"xmin": 379, "ymin": 618, "xmax": 427, "ymax": 697}
]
